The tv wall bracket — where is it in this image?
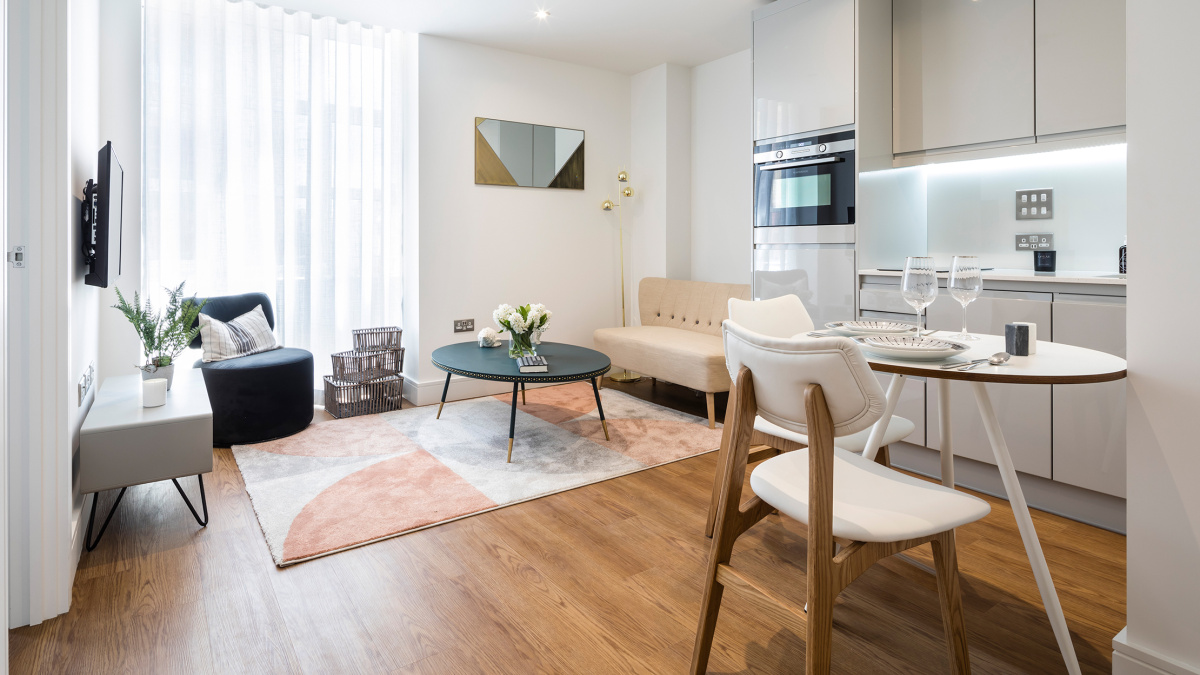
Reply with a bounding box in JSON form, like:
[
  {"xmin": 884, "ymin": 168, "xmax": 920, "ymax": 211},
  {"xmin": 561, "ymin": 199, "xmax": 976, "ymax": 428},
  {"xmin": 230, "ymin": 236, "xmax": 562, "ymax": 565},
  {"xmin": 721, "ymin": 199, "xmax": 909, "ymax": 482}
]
[{"xmin": 80, "ymin": 178, "xmax": 99, "ymax": 265}]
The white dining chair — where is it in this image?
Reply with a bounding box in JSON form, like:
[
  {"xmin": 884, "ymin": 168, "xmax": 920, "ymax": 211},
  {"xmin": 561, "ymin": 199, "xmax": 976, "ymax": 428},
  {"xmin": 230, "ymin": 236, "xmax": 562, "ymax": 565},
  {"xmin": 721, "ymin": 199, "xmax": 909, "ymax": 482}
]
[
  {"xmin": 691, "ymin": 321, "xmax": 990, "ymax": 674},
  {"xmin": 706, "ymin": 297, "xmax": 918, "ymax": 536}
]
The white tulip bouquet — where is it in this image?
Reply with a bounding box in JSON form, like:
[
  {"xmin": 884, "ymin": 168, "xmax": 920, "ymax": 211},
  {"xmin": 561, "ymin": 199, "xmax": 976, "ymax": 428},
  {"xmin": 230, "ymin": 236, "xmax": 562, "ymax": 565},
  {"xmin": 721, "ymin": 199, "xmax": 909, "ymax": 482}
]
[{"xmin": 493, "ymin": 303, "xmax": 553, "ymax": 358}]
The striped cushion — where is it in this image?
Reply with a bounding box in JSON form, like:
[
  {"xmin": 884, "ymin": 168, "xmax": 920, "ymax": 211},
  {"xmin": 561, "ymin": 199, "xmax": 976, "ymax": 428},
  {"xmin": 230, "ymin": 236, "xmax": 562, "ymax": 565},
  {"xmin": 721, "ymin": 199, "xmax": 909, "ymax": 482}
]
[{"xmin": 199, "ymin": 304, "xmax": 279, "ymax": 363}]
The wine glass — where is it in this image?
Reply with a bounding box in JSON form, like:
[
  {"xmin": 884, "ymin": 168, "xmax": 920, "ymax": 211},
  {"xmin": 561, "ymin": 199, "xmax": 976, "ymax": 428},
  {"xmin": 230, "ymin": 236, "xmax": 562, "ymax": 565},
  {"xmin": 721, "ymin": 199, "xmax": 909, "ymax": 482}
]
[
  {"xmin": 948, "ymin": 256, "xmax": 983, "ymax": 340},
  {"xmin": 901, "ymin": 256, "xmax": 938, "ymax": 335}
]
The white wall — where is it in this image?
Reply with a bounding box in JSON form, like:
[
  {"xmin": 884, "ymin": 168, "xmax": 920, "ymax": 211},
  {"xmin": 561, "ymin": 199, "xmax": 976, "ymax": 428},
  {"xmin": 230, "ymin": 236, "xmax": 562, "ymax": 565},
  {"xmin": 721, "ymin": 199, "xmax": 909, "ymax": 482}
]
[
  {"xmin": 629, "ymin": 62, "xmax": 692, "ymax": 325},
  {"xmin": 413, "ymin": 35, "xmax": 630, "ymax": 404},
  {"xmin": 1116, "ymin": 1, "xmax": 1200, "ymax": 673},
  {"xmin": 689, "ymin": 49, "xmax": 752, "ymax": 285},
  {"xmin": 96, "ymin": 0, "xmax": 142, "ymax": 384},
  {"xmin": 67, "ymin": 0, "xmax": 100, "ymax": 547}
]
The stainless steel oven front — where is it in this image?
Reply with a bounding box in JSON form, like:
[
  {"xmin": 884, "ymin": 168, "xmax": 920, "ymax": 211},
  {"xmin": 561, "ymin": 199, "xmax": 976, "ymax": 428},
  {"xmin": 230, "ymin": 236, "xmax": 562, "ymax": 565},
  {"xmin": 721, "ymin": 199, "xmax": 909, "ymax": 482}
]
[{"xmin": 754, "ymin": 131, "xmax": 855, "ymax": 228}]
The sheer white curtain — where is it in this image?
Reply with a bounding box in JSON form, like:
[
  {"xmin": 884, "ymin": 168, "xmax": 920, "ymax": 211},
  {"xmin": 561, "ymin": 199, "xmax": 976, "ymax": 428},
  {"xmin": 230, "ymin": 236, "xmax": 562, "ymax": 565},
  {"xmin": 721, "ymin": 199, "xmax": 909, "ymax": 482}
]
[{"xmin": 143, "ymin": 0, "xmax": 404, "ymax": 384}]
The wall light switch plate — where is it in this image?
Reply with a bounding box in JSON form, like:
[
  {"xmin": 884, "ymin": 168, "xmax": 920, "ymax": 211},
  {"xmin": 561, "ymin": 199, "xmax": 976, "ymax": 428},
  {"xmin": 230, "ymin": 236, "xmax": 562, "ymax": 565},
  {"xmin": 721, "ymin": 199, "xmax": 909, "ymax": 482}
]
[
  {"xmin": 1016, "ymin": 188, "xmax": 1054, "ymax": 219},
  {"xmin": 1015, "ymin": 233, "xmax": 1055, "ymax": 251},
  {"xmin": 453, "ymin": 319, "xmax": 475, "ymax": 333}
]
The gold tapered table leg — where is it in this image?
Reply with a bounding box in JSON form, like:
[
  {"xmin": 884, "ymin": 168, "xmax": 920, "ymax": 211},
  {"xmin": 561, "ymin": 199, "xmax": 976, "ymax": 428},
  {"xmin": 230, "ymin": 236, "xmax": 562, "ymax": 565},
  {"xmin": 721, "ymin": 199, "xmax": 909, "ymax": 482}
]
[
  {"xmin": 601, "ymin": 419, "xmax": 610, "ymax": 441},
  {"xmin": 506, "ymin": 438, "xmax": 514, "ymax": 463},
  {"xmin": 436, "ymin": 402, "xmax": 445, "ymax": 419}
]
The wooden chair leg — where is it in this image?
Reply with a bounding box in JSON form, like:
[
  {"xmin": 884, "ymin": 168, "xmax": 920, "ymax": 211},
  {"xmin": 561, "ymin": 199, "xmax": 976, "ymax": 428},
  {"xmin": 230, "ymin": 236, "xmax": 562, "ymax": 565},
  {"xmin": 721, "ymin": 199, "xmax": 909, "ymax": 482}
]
[
  {"xmin": 804, "ymin": 383, "xmax": 837, "ymax": 675},
  {"xmin": 704, "ymin": 398, "xmax": 737, "ymax": 538},
  {"xmin": 705, "ymin": 392, "xmax": 717, "ymax": 429},
  {"xmin": 931, "ymin": 531, "xmax": 972, "ymax": 675},
  {"xmin": 873, "ymin": 444, "xmax": 892, "ymax": 468},
  {"xmin": 692, "ymin": 370, "xmax": 757, "ymax": 674}
]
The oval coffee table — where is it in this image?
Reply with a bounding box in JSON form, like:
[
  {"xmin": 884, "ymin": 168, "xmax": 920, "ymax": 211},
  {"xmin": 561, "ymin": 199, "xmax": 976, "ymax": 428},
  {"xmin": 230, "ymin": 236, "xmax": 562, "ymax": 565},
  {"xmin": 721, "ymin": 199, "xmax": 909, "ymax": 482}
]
[{"xmin": 431, "ymin": 341, "xmax": 613, "ymax": 463}]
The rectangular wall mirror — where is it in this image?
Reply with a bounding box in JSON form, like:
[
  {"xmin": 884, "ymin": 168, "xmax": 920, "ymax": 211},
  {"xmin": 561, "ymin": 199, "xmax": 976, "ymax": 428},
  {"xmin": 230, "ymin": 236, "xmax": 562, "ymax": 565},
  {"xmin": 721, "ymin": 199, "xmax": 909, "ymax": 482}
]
[{"xmin": 475, "ymin": 117, "xmax": 585, "ymax": 189}]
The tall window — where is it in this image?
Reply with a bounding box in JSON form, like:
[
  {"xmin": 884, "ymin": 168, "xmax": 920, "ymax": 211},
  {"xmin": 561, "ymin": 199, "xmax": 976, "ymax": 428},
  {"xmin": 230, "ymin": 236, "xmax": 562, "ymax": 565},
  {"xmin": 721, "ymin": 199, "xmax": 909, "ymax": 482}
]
[{"xmin": 143, "ymin": 0, "xmax": 404, "ymax": 383}]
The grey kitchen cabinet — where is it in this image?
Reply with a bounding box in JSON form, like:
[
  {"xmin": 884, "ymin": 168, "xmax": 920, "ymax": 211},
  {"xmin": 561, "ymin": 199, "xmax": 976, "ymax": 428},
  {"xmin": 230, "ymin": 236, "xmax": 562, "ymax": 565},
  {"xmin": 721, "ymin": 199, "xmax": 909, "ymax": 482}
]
[
  {"xmin": 753, "ymin": 0, "xmax": 855, "ymax": 141},
  {"xmin": 924, "ymin": 289, "xmax": 1053, "ymax": 477},
  {"xmin": 1051, "ymin": 295, "xmax": 1127, "ymax": 497},
  {"xmin": 892, "ymin": 0, "xmax": 1035, "ymax": 155},
  {"xmin": 1035, "ymin": 0, "xmax": 1126, "ymax": 137}
]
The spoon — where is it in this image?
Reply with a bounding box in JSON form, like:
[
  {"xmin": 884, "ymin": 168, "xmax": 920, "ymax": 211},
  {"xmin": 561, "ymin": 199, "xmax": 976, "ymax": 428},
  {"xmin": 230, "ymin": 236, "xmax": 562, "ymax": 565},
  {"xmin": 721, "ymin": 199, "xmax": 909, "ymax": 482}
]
[{"xmin": 959, "ymin": 352, "xmax": 1011, "ymax": 371}]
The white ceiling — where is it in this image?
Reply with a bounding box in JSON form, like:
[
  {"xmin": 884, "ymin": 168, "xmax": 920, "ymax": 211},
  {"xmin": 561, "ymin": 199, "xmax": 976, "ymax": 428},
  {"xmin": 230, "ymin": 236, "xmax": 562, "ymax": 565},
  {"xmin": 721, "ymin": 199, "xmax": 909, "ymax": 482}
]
[{"xmin": 264, "ymin": 0, "xmax": 768, "ymax": 74}]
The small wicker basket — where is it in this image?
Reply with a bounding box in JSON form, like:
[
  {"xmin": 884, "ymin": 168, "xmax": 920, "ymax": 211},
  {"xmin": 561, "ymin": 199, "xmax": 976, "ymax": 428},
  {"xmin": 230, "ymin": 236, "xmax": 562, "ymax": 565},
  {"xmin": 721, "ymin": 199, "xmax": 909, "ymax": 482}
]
[
  {"xmin": 323, "ymin": 375, "xmax": 404, "ymax": 418},
  {"xmin": 352, "ymin": 326, "xmax": 403, "ymax": 352},
  {"xmin": 331, "ymin": 347, "xmax": 405, "ymax": 384}
]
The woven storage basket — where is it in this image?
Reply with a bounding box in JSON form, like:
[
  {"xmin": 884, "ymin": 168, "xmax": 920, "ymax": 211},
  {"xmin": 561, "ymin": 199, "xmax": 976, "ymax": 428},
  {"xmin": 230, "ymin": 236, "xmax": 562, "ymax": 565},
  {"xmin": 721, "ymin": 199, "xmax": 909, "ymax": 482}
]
[
  {"xmin": 331, "ymin": 347, "xmax": 405, "ymax": 384},
  {"xmin": 352, "ymin": 326, "xmax": 403, "ymax": 352},
  {"xmin": 323, "ymin": 375, "xmax": 405, "ymax": 418}
]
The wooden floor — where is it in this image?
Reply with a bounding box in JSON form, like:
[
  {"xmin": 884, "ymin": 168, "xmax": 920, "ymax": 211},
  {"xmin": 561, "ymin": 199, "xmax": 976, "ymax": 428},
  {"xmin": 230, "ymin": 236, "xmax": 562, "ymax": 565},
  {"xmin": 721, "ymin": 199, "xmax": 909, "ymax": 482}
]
[{"xmin": 10, "ymin": 378, "xmax": 1125, "ymax": 674}]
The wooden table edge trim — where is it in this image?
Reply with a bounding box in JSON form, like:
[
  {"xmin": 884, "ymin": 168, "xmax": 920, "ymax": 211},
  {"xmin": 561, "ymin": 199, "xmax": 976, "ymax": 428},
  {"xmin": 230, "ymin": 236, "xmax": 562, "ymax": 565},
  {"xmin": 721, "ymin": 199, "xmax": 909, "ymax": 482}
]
[{"xmin": 868, "ymin": 364, "xmax": 1127, "ymax": 385}]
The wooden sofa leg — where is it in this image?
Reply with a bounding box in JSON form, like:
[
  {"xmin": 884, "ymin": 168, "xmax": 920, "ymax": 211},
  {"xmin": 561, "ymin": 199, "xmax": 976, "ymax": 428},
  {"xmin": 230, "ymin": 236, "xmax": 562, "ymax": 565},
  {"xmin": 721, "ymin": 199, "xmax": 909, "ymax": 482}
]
[{"xmin": 706, "ymin": 393, "xmax": 717, "ymax": 429}]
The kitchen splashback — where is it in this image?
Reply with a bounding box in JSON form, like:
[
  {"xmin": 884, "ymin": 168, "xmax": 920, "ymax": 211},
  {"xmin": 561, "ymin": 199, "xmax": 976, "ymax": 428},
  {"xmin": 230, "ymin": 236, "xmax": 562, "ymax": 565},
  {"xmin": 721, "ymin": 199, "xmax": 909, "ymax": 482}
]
[{"xmin": 859, "ymin": 143, "xmax": 1127, "ymax": 272}]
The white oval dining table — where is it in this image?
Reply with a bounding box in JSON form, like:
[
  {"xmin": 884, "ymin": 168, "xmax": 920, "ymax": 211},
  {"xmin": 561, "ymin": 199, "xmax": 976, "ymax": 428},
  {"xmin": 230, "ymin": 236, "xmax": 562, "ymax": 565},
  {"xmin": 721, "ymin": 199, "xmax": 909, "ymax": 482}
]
[{"xmin": 858, "ymin": 332, "xmax": 1127, "ymax": 675}]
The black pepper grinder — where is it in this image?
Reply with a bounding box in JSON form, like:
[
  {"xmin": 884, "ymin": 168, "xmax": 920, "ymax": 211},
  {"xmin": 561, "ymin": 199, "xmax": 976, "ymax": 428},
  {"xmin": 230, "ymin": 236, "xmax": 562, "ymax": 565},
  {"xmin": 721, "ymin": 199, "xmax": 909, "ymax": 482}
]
[{"xmin": 1120, "ymin": 236, "xmax": 1127, "ymax": 274}]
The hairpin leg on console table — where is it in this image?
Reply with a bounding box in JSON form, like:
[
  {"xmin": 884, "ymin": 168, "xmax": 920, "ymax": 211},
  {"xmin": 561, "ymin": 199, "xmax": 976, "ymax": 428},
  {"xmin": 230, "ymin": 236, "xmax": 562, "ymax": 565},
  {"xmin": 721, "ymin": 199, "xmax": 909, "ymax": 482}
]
[
  {"xmin": 172, "ymin": 474, "xmax": 209, "ymax": 526},
  {"xmin": 84, "ymin": 487, "xmax": 128, "ymax": 552},
  {"xmin": 85, "ymin": 474, "xmax": 208, "ymax": 552}
]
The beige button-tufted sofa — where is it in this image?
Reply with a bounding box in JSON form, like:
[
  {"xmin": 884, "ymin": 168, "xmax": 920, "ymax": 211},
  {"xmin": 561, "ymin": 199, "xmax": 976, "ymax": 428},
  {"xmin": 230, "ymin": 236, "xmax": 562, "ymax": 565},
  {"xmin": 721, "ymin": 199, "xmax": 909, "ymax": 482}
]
[{"xmin": 593, "ymin": 277, "xmax": 752, "ymax": 428}]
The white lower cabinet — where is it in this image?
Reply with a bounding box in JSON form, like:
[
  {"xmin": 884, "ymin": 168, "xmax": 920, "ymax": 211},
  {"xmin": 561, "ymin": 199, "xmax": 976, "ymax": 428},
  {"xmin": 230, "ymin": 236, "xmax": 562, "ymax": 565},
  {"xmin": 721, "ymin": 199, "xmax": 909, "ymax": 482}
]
[
  {"xmin": 1051, "ymin": 295, "xmax": 1127, "ymax": 497},
  {"xmin": 861, "ymin": 283, "xmax": 1127, "ymax": 491},
  {"xmin": 924, "ymin": 290, "xmax": 1054, "ymax": 477}
]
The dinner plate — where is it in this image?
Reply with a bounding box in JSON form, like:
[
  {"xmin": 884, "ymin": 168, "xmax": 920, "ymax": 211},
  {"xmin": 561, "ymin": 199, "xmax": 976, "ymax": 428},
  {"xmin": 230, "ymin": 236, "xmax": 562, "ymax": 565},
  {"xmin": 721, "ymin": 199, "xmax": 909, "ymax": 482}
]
[
  {"xmin": 825, "ymin": 320, "xmax": 918, "ymax": 336},
  {"xmin": 852, "ymin": 335, "xmax": 970, "ymax": 361}
]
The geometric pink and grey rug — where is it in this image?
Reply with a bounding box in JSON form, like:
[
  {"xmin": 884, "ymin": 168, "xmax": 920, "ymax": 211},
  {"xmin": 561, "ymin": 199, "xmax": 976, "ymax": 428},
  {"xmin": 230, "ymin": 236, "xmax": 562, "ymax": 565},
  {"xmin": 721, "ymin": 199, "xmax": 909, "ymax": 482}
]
[{"xmin": 232, "ymin": 382, "xmax": 722, "ymax": 566}]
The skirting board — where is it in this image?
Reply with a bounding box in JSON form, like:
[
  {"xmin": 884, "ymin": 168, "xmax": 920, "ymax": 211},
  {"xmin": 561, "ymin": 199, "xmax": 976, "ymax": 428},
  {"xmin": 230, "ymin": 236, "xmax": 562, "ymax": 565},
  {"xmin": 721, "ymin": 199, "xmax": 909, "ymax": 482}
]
[
  {"xmin": 889, "ymin": 441, "xmax": 1127, "ymax": 533},
  {"xmin": 1113, "ymin": 628, "xmax": 1200, "ymax": 675}
]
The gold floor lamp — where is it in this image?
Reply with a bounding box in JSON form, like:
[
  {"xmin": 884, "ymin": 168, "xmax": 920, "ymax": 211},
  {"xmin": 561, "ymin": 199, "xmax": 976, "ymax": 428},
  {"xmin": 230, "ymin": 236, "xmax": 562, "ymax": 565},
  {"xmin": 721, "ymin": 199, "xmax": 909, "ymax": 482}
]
[{"xmin": 602, "ymin": 170, "xmax": 642, "ymax": 383}]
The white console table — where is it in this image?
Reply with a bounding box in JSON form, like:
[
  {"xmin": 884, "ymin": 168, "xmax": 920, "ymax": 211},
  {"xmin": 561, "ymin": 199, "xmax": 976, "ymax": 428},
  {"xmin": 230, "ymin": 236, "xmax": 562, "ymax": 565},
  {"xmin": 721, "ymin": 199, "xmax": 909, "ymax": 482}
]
[{"xmin": 79, "ymin": 368, "xmax": 214, "ymax": 550}]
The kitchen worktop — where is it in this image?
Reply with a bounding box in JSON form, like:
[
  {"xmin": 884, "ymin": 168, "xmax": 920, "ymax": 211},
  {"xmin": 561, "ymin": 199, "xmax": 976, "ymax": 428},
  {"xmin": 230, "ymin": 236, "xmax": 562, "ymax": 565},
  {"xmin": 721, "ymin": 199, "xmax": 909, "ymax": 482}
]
[{"xmin": 859, "ymin": 268, "xmax": 1127, "ymax": 285}]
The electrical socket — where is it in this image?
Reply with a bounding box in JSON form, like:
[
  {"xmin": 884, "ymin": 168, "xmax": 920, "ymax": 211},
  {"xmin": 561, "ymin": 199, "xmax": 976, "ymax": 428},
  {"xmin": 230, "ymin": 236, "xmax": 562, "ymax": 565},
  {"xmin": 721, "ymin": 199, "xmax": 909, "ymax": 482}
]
[
  {"xmin": 453, "ymin": 319, "xmax": 475, "ymax": 333},
  {"xmin": 1015, "ymin": 233, "xmax": 1055, "ymax": 251},
  {"xmin": 1015, "ymin": 188, "xmax": 1054, "ymax": 219},
  {"xmin": 77, "ymin": 361, "xmax": 95, "ymax": 405}
]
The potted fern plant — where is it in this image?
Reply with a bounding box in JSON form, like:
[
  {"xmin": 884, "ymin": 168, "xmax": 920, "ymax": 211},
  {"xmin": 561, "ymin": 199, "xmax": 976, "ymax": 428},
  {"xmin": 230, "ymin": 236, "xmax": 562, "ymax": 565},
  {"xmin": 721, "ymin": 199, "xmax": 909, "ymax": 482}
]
[{"xmin": 113, "ymin": 282, "xmax": 206, "ymax": 390}]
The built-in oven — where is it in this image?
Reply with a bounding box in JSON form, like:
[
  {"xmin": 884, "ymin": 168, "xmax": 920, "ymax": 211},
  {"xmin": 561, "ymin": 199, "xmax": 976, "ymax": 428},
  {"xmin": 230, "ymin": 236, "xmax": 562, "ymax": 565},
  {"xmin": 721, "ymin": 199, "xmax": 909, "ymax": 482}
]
[{"xmin": 753, "ymin": 130, "xmax": 855, "ymax": 228}]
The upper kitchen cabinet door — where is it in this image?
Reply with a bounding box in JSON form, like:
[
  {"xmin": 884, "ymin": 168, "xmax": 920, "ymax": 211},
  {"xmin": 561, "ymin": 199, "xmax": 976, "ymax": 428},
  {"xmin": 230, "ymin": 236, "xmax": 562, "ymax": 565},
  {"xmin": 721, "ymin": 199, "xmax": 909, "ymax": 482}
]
[
  {"xmin": 893, "ymin": 0, "xmax": 1035, "ymax": 155},
  {"xmin": 1035, "ymin": 0, "xmax": 1126, "ymax": 137},
  {"xmin": 753, "ymin": 0, "xmax": 855, "ymax": 141}
]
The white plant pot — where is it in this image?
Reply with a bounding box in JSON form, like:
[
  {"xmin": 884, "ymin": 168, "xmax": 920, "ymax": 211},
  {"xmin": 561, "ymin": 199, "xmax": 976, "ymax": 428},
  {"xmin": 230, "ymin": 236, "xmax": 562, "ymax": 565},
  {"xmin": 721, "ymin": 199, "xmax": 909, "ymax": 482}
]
[{"xmin": 142, "ymin": 363, "xmax": 175, "ymax": 390}]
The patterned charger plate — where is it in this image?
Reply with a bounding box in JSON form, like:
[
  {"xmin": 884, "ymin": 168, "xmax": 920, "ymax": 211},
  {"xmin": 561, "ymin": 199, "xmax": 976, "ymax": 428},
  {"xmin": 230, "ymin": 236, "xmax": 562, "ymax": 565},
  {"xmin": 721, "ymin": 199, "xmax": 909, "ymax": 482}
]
[
  {"xmin": 853, "ymin": 335, "xmax": 970, "ymax": 361},
  {"xmin": 826, "ymin": 320, "xmax": 918, "ymax": 336}
]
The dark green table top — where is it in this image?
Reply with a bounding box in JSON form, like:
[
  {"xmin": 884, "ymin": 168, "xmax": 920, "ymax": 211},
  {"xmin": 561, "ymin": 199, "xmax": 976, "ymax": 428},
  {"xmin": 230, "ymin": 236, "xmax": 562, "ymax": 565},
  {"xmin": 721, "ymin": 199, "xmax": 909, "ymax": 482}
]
[{"xmin": 431, "ymin": 341, "xmax": 612, "ymax": 384}]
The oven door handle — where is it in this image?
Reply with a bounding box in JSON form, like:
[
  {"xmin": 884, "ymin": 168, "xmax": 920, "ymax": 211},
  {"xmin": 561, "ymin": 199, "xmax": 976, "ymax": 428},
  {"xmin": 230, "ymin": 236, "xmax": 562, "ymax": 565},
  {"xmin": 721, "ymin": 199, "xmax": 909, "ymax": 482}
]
[{"xmin": 757, "ymin": 156, "xmax": 844, "ymax": 171}]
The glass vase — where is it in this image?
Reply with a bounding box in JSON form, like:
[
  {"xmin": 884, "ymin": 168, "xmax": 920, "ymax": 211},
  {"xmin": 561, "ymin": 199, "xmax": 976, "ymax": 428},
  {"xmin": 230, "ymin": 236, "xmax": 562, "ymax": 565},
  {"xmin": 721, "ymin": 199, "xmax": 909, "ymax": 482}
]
[{"xmin": 508, "ymin": 333, "xmax": 536, "ymax": 359}]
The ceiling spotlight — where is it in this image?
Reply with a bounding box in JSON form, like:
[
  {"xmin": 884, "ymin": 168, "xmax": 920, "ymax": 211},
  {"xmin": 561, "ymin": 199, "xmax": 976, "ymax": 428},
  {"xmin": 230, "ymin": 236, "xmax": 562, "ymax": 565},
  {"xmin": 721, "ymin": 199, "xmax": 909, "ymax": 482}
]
[{"xmin": 535, "ymin": 9, "xmax": 550, "ymax": 20}]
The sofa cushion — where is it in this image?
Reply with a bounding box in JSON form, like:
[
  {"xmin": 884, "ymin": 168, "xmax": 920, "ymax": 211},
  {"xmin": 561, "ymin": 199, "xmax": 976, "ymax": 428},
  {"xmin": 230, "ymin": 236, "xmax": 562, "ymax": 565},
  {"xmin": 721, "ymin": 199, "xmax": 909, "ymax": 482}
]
[{"xmin": 594, "ymin": 326, "xmax": 730, "ymax": 393}]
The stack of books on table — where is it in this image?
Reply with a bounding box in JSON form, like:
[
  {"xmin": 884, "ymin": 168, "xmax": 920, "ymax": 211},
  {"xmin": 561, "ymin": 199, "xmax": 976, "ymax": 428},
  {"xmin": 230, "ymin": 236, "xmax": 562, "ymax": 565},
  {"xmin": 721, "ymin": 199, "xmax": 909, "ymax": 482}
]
[{"xmin": 517, "ymin": 355, "xmax": 548, "ymax": 373}]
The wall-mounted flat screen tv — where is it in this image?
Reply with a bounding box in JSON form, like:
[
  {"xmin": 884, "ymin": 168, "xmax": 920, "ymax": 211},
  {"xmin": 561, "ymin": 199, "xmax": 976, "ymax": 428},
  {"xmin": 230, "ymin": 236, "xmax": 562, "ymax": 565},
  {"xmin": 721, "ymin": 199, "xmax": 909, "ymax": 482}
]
[{"xmin": 81, "ymin": 141, "xmax": 123, "ymax": 288}]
